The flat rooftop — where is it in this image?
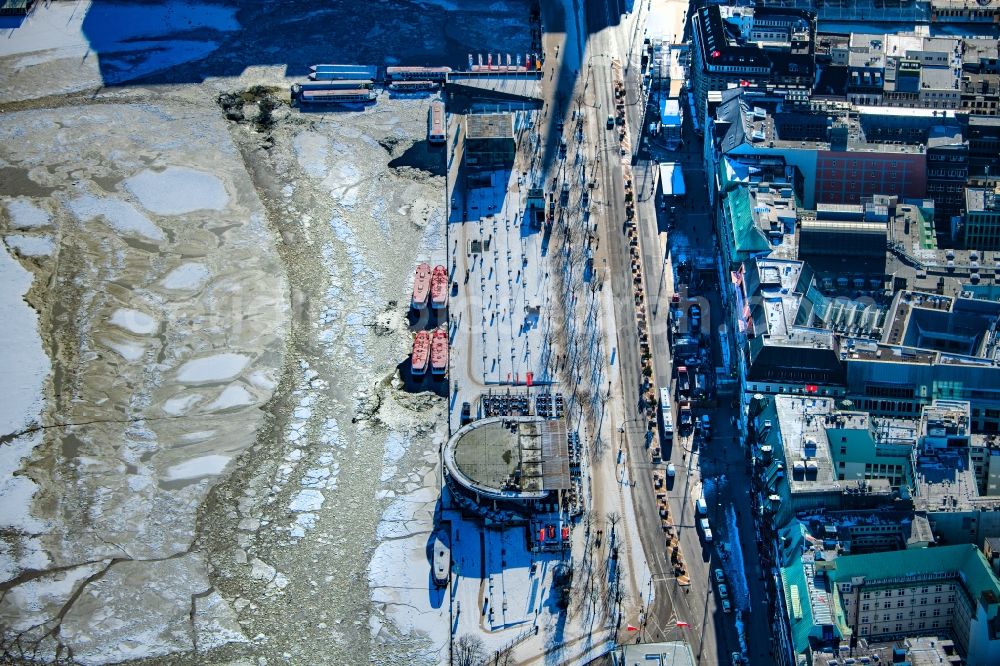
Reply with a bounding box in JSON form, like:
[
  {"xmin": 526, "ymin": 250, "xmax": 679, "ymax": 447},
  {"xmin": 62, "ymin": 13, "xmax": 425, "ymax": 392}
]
[
  {"xmin": 619, "ymin": 642, "xmax": 696, "ymax": 666},
  {"xmin": 740, "ymin": 103, "xmax": 927, "ymax": 154},
  {"xmin": 881, "ymin": 290, "xmax": 1000, "ymax": 359},
  {"xmin": 445, "ymin": 417, "xmax": 569, "ymax": 499},
  {"xmin": 465, "ymin": 113, "xmax": 515, "ymax": 140},
  {"xmin": 967, "ymin": 185, "xmax": 1000, "ymax": 213},
  {"xmin": 887, "ymin": 201, "xmax": 1000, "ymax": 295},
  {"xmin": 775, "ymin": 395, "xmax": 842, "ymax": 494},
  {"xmin": 913, "ymin": 447, "xmax": 982, "ymax": 512}
]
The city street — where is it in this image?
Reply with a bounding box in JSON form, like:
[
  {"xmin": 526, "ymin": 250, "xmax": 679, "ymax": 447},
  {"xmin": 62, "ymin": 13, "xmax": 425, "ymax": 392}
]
[
  {"xmin": 631, "ymin": 71, "xmax": 776, "ymax": 665},
  {"xmin": 521, "ymin": 0, "xmax": 776, "ymax": 662}
]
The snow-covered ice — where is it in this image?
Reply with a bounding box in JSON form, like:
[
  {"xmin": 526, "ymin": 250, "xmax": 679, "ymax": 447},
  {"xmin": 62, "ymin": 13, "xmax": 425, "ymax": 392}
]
[
  {"xmin": 293, "ymin": 132, "xmax": 330, "ymax": 179},
  {"xmin": 108, "ymin": 308, "xmax": 158, "ymax": 335},
  {"xmin": 160, "ymin": 262, "xmax": 210, "ymax": 290},
  {"xmin": 162, "ymin": 392, "xmax": 204, "ymax": 416},
  {"xmin": 124, "ymin": 167, "xmax": 229, "ymax": 215},
  {"xmin": 102, "ymin": 338, "xmax": 147, "ymax": 362},
  {"xmin": 0, "ymin": 243, "xmax": 49, "ymax": 434},
  {"xmin": 4, "ymin": 198, "xmax": 51, "ymax": 229},
  {"xmin": 0, "ymin": 560, "xmax": 108, "ymax": 633},
  {"xmin": 164, "ymin": 454, "xmax": 232, "ymax": 481},
  {"xmin": 175, "ymin": 353, "xmax": 250, "ymax": 384},
  {"xmin": 4, "ymin": 234, "xmax": 55, "ymax": 256},
  {"xmin": 289, "ymin": 489, "xmax": 325, "ymax": 513},
  {"xmin": 205, "ymin": 383, "xmax": 255, "ymax": 411},
  {"xmin": 66, "ymin": 194, "xmax": 165, "ymax": 243},
  {"xmin": 0, "ymin": 431, "xmax": 47, "ymax": 533}
]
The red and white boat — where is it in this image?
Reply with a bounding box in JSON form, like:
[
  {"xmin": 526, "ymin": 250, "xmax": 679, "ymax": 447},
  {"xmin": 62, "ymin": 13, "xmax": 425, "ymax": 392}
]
[
  {"xmin": 431, "ymin": 265, "xmax": 449, "ymax": 309},
  {"xmin": 412, "ymin": 263, "xmax": 431, "ymax": 309},
  {"xmin": 412, "ymin": 331, "xmax": 430, "ymax": 375},
  {"xmin": 431, "ymin": 329, "xmax": 448, "ymax": 375}
]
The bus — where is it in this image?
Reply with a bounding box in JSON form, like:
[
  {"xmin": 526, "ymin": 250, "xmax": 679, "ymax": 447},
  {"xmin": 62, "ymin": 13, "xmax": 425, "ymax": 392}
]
[
  {"xmin": 659, "ymin": 385, "xmax": 674, "ymax": 444},
  {"xmin": 428, "ymin": 101, "xmax": 446, "ymax": 144}
]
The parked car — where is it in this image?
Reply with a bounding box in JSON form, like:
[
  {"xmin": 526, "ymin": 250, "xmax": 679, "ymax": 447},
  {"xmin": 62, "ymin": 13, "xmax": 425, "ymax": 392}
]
[
  {"xmin": 688, "ymin": 304, "xmax": 701, "ymax": 333},
  {"xmin": 722, "ymin": 598, "xmax": 732, "ymax": 613},
  {"xmin": 714, "ymin": 568, "xmax": 725, "ymax": 584},
  {"xmin": 667, "ymin": 462, "xmax": 676, "ymax": 478},
  {"xmin": 606, "ymin": 115, "xmax": 615, "ymax": 129},
  {"xmin": 718, "ymin": 583, "xmax": 729, "ymax": 599}
]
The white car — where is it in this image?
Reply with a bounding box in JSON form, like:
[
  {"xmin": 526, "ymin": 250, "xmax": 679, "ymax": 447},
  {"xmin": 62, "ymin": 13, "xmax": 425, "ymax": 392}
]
[
  {"xmin": 667, "ymin": 463, "xmax": 676, "ymax": 477},
  {"xmin": 721, "ymin": 598, "xmax": 732, "ymax": 613}
]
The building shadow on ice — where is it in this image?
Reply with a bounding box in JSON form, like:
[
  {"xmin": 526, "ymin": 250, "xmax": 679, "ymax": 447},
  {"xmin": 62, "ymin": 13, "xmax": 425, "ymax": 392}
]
[{"xmin": 76, "ymin": 0, "xmax": 537, "ymax": 86}]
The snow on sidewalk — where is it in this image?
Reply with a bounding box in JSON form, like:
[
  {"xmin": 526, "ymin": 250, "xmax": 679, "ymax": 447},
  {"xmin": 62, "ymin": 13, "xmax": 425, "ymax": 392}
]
[{"xmin": 724, "ymin": 504, "xmax": 751, "ymax": 612}]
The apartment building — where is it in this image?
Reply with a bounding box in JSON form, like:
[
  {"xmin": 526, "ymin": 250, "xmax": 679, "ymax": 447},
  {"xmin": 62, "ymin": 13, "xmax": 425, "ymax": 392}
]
[
  {"xmin": 709, "ymin": 90, "xmax": 930, "ymax": 208},
  {"xmin": 690, "ymin": 5, "xmax": 815, "ymax": 113},
  {"xmin": 830, "ymin": 545, "xmax": 1000, "ymax": 661}
]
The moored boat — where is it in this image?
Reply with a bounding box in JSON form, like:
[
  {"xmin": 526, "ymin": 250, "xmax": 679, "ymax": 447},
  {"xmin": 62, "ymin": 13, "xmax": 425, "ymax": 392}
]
[
  {"xmin": 432, "ymin": 530, "xmax": 450, "ymax": 587},
  {"xmin": 412, "ymin": 331, "xmax": 430, "ymax": 375},
  {"xmin": 430, "ymin": 264, "xmax": 449, "ymax": 309},
  {"xmin": 412, "ymin": 263, "xmax": 431, "ymax": 309},
  {"xmin": 431, "ymin": 329, "xmax": 448, "ymax": 375}
]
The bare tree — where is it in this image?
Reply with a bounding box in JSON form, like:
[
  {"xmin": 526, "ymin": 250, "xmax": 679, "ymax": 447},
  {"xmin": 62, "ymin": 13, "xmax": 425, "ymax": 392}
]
[
  {"xmin": 606, "ymin": 511, "xmax": 621, "ymax": 536},
  {"xmin": 454, "ymin": 634, "xmax": 486, "ymax": 666},
  {"xmin": 589, "ymin": 582, "xmax": 601, "ymax": 617},
  {"xmin": 493, "ymin": 645, "xmax": 517, "ymax": 666}
]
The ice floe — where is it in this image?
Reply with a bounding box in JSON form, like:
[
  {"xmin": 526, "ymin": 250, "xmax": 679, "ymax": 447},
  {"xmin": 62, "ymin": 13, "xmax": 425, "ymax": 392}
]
[
  {"xmin": 164, "ymin": 454, "xmax": 232, "ymax": 481},
  {"xmin": 289, "ymin": 489, "xmax": 325, "ymax": 513},
  {"xmin": 205, "ymin": 383, "xmax": 255, "ymax": 411},
  {"xmin": 5, "ymin": 234, "xmax": 55, "ymax": 256},
  {"xmin": 103, "ymin": 338, "xmax": 147, "ymax": 362},
  {"xmin": 0, "ymin": 243, "xmax": 50, "ymax": 434},
  {"xmin": 4, "ymin": 198, "xmax": 51, "ymax": 229},
  {"xmin": 175, "ymin": 353, "xmax": 250, "ymax": 384},
  {"xmin": 66, "ymin": 194, "xmax": 165, "ymax": 242},
  {"xmin": 162, "ymin": 392, "xmax": 204, "ymax": 416},
  {"xmin": 293, "ymin": 132, "xmax": 330, "ymax": 179},
  {"xmin": 108, "ymin": 308, "xmax": 158, "ymax": 335},
  {"xmin": 160, "ymin": 262, "xmax": 211, "ymax": 290},
  {"xmin": 124, "ymin": 167, "xmax": 229, "ymax": 215}
]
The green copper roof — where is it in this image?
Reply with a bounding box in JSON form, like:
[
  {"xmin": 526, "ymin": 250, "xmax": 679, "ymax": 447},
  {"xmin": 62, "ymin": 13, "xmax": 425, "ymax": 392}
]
[
  {"xmin": 827, "ymin": 544, "xmax": 997, "ymax": 594},
  {"xmin": 723, "ymin": 186, "xmax": 770, "ymax": 259},
  {"xmin": 781, "ymin": 545, "xmax": 1000, "ymax": 656}
]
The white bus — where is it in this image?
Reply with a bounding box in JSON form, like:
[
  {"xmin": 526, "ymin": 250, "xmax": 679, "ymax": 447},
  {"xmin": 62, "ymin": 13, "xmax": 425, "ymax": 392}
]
[{"xmin": 659, "ymin": 385, "xmax": 674, "ymax": 443}]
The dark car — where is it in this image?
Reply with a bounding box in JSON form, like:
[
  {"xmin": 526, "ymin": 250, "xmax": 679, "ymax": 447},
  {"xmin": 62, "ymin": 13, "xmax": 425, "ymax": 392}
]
[{"xmin": 460, "ymin": 402, "xmax": 472, "ymax": 426}]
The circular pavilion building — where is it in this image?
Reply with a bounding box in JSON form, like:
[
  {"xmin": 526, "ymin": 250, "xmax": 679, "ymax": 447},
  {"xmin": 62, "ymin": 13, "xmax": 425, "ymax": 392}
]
[{"xmin": 443, "ymin": 416, "xmax": 571, "ymax": 521}]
